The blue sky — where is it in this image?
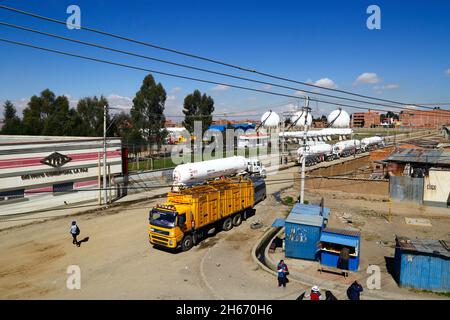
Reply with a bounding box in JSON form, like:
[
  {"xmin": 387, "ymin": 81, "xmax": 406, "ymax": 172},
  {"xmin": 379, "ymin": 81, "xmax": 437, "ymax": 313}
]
[{"xmin": 0, "ymin": 0, "xmax": 449, "ymax": 119}]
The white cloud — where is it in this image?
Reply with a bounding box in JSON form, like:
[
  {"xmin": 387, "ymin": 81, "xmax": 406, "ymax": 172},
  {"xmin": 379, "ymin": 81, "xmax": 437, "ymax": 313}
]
[
  {"xmin": 294, "ymin": 90, "xmax": 307, "ymax": 96},
  {"xmin": 171, "ymin": 87, "xmax": 182, "ymax": 93},
  {"xmin": 164, "ymin": 95, "xmax": 182, "ymax": 117},
  {"xmin": 445, "ymin": 68, "xmax": 450, "ymax": 76},
  {"xmin": 106, "ymin": 94, "xmax": 133, "ymax": 111},
  {"xmin": 211, "ymin": 84, "xmax": 230, "ymax": 91},
  {"xmin": 353, "ymin": 72, "xmax": 381, "ymax": 86},
  {"xmin": 261, "ymin": 84, "xmax": 272, "ymax": 90},
  {"xmin": 313, "ymin": 78, "xmax": 338, "ymax": 89}
]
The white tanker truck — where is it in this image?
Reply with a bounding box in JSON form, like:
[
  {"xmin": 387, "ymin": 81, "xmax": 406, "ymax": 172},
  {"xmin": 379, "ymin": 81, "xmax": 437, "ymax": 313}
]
[
  {"xmin": 333, "ymin": 139, "xmax": 362, "ymax": 157},
  {"xmin": 172, "ymin": 156, "xmax": 266, "ymax": 187},
  {"xmin": 361, "ymin": 136, "xmax": 384, "ymax": 151},
  {"xmin": 296, "ymin": 143, "xmax": 337, "ymax": 166}
]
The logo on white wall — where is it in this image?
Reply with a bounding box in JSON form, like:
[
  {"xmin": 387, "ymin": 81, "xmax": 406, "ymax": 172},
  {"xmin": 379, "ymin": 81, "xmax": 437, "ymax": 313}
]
[{"xmin": 41, "ymin": 152, "xmax": 72, "ymax": 168}]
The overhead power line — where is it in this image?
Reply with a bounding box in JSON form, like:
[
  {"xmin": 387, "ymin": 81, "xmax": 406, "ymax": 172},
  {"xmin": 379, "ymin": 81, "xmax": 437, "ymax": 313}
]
[
  {"xmin": 0, "ymin": 4, "xmax": 446, "ymax": 112},
  {"xmin": 0, "ymin": 21, "xmax": 439, "ymax": 114},
  {"xmin": 2, "ymin": 37, "xmax": 450, "ymax": 119}
]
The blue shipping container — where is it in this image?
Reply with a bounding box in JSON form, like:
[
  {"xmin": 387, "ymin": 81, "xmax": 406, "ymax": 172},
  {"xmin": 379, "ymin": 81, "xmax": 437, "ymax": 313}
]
[
  {"xmin": 285, "ymin": 213, "xmax": 324, "ymax": 260},
  {"xmin": 394, "ymin": 236, "xmax": 450, "ymax": 292}
]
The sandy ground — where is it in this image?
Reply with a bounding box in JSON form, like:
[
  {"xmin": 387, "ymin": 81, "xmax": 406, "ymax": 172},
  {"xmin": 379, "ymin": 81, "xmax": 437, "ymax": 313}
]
[
  {"xmin": 1, "ymin": 163, "xmax": 448, "ymax": 299},
  {"xmin": 0, "ymin": 166, "xmax": 308, "ymax": 300}
]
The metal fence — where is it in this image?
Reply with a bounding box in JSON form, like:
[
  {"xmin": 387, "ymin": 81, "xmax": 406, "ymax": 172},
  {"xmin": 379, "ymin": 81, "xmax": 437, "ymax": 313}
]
[{"xmin": 389, "ymin": 176, "xmax": 424, "ymax": 204}]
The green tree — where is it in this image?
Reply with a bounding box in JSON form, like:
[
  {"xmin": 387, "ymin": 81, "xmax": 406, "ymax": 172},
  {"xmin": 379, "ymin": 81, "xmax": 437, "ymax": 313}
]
[
  {"xmin": 22, "ymin": 89, "xmax": 56, "ymax": 135},
  {"xmin": 1, "ymin": 100, "xmax": 22, "ymax": 135},
  {"xmin": 76, "ymin": 96, "xmax": 110, "ymax": 136},
  {"xmin": 182, "ymin": 90, "xmax": 214, "ymax": 134},
  {"xmin": 130, "ymin": 74, "xmax": 167, "ymax": 149}
]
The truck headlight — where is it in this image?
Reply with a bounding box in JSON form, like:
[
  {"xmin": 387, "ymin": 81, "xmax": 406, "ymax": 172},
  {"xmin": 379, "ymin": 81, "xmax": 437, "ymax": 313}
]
[
  {"xmin": 150, "ymin": 228, "xmax": 155, "ymax": 232},
  {"xmin": 169, "ymin": 240, "xmax": 174, "ymax": 246}
]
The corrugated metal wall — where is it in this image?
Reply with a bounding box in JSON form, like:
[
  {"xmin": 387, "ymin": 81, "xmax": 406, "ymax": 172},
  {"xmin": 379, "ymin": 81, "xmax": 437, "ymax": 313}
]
[
  {"xmin": 389, "ymin": 176, "xmax": 424, "ymax": 203},
  {"xmin": 398, "ymin": 252, "xmax": 450, "ymax": 291},
  {"xmin": 285, "ymin": 222, "xmax": 321, "ymax": 260}
]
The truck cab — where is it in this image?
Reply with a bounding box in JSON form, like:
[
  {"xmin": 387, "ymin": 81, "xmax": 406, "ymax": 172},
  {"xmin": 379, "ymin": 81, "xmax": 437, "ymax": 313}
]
[
  {"xmin": 149, "ymin": 204, "xmax": 194, "ymax": 251},
  {"xmin": 246, "ymin": 158, "xmax": 266, "ymax": 178}
]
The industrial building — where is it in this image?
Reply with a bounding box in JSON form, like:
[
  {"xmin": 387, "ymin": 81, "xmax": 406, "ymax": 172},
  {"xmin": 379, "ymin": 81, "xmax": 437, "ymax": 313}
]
[
  {"xmin": 394, "ymin": 236, "xmax": 450, "ymax": 292},
  {"xmin": 351, "ymin": 110, "xmax": 380, "ymax": 128},
  {"xmin": 400, "ymin": 109, "xmax": 450, "ymax": 128},
  {"xmin": 0, "ymin": 135, "xmax": 124, "ymax": 216}
]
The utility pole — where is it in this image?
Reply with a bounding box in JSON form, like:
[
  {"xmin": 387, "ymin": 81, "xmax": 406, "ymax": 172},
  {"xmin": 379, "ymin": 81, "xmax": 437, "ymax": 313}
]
[
  {"xmin": 300, "ymin": 96, "xmax": 310, "ymax": 204},
  {"xmin": 103, "ymin": 104, "xmax": 108, "ymax": 205}
]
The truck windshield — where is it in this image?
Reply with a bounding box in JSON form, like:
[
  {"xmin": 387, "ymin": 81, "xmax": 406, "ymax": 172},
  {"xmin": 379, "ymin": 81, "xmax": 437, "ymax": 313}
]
[{"xmin": 150, "ymin": 209, "xmax": 177, "ymax": 228}]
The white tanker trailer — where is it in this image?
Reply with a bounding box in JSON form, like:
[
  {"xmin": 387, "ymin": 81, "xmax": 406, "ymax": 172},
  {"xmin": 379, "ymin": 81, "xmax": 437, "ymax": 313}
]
[
  {"xmin": 296, "ymin": 143, "xmax": 336, "ymax": 166},
  {"xmin": 332, "ymin": 139, "xmax": 361, "ymax": 157},
  {"xmin": 361, "ymin": 136, "xmax": 384, "ymax": 151},
  {"xmin": 172, "ymin": 156, "xmax": 266, "ymax": 187}
]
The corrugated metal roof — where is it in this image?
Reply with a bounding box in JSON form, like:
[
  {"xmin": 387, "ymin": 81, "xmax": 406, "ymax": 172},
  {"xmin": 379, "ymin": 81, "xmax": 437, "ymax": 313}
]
[
  {"xmin": 286, "ymin": 212, "xmax": 324, "ymax": 227},
  {"xmin": 323, "ymin": 227, "xmax": 361, "ymax": 237},
  {"xmin": 290, "ymin": 203, "xmax": 330, "ymax": 219},
  {"xmin": 385, "ymin": 148, "xmax": 450, "ymax": 165},
  {"xmin": 396, "ymin": 236, "xmax": 450, "ymax": 258}
]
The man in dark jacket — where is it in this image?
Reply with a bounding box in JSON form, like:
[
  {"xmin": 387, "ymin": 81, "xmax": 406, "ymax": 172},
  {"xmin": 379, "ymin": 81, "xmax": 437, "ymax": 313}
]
[
  {"xmin": 347, "ymin": 281, "xmax": 363, "ymax": 300},
  {"xmin": 70, "ymin": 221, "xmax": 80, "ymax": 247}
]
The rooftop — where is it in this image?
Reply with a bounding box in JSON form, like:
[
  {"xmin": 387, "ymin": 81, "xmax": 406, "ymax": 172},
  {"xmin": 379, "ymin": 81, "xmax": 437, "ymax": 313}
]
[
  {"xmin": 385, "ymin": 148, "xmax": 450, "ymax": 166},
  {"xmin": 396, "ymin": 236, "xmax": 450, "ymax": 258}
]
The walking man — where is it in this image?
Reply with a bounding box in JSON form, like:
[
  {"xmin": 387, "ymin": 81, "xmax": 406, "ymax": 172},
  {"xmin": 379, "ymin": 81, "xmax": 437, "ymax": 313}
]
[{"xmin": 70, "ymin": 221, "xmax": 80, "ymax": 247}]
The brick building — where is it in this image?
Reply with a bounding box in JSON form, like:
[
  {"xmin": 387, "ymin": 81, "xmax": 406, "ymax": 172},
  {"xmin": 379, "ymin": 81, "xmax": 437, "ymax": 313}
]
[
  {"xmin": 351, "ymin": 110, "xmax": 380, "ymax": 128},
  {"xmin": 399, "ymin": 109, "xmax": 450, "ymax": 128}
]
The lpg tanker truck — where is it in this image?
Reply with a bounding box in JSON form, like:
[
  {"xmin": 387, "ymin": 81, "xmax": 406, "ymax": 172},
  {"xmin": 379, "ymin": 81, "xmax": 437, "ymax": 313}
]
[
  {"xmin": 361, "ymin": 136, "xmax": 384, "ymax": 151},
  {"xmin": 148, "ymin": 156, "xmax": 266, "ymax": 251},
  {"xmin": 296, "ymin": 143, "xmax": 337, "ymax": 166},
  {"xmin": 332, "ymin": 139, "xmax": 362, "ymax": 157}
]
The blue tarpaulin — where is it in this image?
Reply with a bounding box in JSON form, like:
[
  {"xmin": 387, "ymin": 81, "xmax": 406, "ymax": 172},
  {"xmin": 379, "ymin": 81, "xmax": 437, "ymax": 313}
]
[{"xmin": 272, "ymin": 218, "xmax": 285, "ymax": 227}]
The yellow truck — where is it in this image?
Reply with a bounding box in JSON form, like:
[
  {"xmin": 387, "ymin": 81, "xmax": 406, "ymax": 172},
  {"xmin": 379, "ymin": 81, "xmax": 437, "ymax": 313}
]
[{"xmin": 148, "ymin": 177, "xmax": 266, "ymax": 251}]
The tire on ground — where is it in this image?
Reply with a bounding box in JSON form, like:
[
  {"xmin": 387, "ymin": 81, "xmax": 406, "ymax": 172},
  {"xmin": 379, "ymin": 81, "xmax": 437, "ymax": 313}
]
[
  {"xmin": 232, "ymin": 213, "xmax": 242, "ymax": 226},
  {"xmin": 222, "ymin": 217, "xmax": 233, "ymax": 231},
  {"xmin": 181, "ymin": 234, "xmax": 194, "ymax": 251}
]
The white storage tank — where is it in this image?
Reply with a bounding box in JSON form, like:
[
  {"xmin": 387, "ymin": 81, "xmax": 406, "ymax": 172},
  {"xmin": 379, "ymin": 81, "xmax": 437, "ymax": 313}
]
[
  {"xmin": 327, "ymin": 108, "xmax": 350, "ymax": 128},
  {"xmin": 173, "ymin": 156, "xmax": 248, "ymax": 186},
  {"xmin": 260, "ymin": 110, "xmax": 280, "ymax": 128},
  {"xmin": 290, "ymin": 111, "xmax": 312, "ymax": 127}
]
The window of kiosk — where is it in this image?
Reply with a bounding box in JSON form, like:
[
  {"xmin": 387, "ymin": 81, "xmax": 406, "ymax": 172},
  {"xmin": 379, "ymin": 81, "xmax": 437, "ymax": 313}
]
[{"xmin": 320, "ymin": 241, "xmax": 358, "ymax": 257}]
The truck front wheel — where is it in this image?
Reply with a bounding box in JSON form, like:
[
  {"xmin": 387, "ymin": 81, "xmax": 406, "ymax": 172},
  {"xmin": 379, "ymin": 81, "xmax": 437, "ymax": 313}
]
[
  {"xmin": 222, "ymin": 217, "xmax": 233, "ymax": 231},
  {"xmin": 181, "ymin": 235, "xmax": 194, "ymax": 251}
]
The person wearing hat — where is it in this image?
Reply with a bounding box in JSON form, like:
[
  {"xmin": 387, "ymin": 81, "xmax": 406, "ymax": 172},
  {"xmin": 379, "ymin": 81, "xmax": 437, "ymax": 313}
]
[
  {"xmin": 307, "ymin": 286, "xmax": 322, "ymax": 300},
  {"xmin": 70, "ymin": 221, "xmax": 80, "ymax": 247}
]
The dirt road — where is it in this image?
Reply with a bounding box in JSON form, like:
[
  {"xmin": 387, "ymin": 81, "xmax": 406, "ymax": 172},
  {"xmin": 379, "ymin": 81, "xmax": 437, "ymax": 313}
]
[{"xmin": 0, "ymin": 166, "xmax": 309, "ymax": 299}]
